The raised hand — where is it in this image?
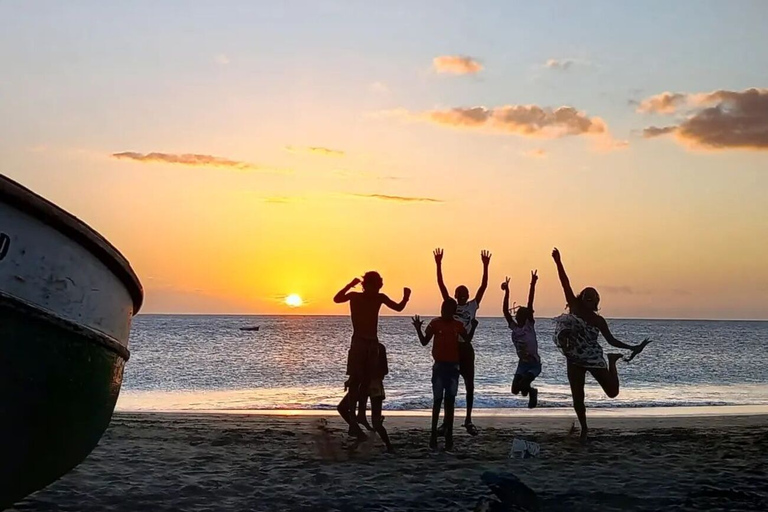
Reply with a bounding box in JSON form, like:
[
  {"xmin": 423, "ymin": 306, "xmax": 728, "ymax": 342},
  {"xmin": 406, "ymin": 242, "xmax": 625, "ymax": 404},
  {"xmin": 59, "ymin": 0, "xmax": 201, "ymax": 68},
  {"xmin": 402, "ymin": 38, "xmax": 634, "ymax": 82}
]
[
  {"xmin": 350, "ymin": 277, "xmax": 362, "ymax": 287},
  {"xmin": 433, "ymin": 248, "xmax": 444, "ymax": 264},
  {"xmin": 411, "ymin": 315, "xmax": 423, "ymax": 329},
  {"xmin": 501, "ymin": 276, "xmax": 510, "ymax": 291},
  {"xmin": 531, "ymin": 269, "xmax": 538, "ymax": 284},
  {"xmin": 403, "ymin": 287, "xmax": 412, "ymax": 299},
  {"xmin": 625, "ymin": 338, "xmax": 653, "ymax": 362},
  {"xmin": 552, "ymin": 248, "xmax": 561, "ymax": 262},
  {"xmin": 481, "ymin": 250, "xmax": 492, "ymax": 265}
]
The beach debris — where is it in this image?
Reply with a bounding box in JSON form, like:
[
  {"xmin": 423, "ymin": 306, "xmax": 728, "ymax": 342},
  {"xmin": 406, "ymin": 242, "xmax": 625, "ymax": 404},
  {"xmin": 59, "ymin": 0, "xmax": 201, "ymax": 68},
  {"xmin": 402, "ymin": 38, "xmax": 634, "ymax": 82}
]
[
  {"xmin": 509, "ymin": 438, "xmax": 540, "ymax": 459},
  {"xmin": 480, "ymin": 471, "xmax": 541, "ymax": 512}
]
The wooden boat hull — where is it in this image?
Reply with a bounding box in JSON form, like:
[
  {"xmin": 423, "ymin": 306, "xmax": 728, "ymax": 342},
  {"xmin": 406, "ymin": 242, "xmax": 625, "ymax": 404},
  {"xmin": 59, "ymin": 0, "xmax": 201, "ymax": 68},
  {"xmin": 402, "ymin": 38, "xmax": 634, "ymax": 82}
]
[{"xmin": 0, "ymin": 175, "xmax": 143, "ymax": 508}]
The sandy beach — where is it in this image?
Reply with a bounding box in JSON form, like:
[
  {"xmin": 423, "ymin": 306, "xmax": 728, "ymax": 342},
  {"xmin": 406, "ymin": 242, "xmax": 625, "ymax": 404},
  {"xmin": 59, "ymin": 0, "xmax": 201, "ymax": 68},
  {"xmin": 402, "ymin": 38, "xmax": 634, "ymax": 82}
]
[{"xmin": 10, "ymin": 411, "xmax": 768, "ymax": 511}]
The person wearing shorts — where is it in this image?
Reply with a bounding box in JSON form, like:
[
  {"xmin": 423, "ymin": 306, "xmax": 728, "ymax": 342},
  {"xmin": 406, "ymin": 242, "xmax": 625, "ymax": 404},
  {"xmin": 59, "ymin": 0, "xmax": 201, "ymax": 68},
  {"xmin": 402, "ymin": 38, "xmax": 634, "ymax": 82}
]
[
  {"xmin": 502, "ymin": 271, "xmax": 541, "ymax": 408},
  {"xmin": 334, "ymin": 271, "xmax": 410, "ymax": 440},
  {"xmin": 413, "ymin": 298, "xmax": 478, "ymax": 452},
  {"xmin": 433, "ymin": 248, "xmax": 490, "ymax": 436}
]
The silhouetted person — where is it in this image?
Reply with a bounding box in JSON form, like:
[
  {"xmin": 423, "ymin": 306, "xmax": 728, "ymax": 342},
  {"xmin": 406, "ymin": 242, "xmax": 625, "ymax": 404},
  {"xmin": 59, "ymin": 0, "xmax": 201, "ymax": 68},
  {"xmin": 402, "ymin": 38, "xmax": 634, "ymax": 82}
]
[
  {"xmin": 413, "ymin": 300, "xmax": 477, "ymax": 452},
  {"xmin": 502, "ymin": 270, "xmax": 541, "ymax": 408},
  {"xmin": 433, "ymin": 248, "xmax": 490, "ymax": 436},
  {"xmin": 334, "ymin": 272, "xmax": 410, "ymax": 440},
  {"xmin": 552, "ymin": 248, "xmax": 652, "ymax": 441},
  {"xmin": 368, "ymin": 342, "xmax": 394, "ymax": 453}
]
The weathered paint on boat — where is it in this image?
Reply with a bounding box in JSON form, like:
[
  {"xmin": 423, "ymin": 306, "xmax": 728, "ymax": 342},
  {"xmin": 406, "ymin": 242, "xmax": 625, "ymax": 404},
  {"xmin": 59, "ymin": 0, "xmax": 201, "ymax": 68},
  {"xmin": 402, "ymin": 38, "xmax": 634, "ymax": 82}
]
[{"xmin": 0, "ymin": 174, "xmax": 143, "ymax": 509}]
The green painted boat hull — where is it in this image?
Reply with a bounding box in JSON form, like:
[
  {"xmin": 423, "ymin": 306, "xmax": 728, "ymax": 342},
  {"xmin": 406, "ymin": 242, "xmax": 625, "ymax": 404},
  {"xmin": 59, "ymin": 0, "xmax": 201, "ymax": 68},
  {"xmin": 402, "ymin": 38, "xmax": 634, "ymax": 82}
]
[{"xmin": 0, "ymin": 300, "xmax": 125, "ymax": 509}]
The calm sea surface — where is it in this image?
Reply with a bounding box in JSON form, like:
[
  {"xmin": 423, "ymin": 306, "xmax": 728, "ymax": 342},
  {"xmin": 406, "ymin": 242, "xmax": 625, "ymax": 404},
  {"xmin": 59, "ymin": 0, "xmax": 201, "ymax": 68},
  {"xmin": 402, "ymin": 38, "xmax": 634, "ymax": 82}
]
[{"xmin": 117, "ymin": 315, "xmax": 768, "ymax": 411}]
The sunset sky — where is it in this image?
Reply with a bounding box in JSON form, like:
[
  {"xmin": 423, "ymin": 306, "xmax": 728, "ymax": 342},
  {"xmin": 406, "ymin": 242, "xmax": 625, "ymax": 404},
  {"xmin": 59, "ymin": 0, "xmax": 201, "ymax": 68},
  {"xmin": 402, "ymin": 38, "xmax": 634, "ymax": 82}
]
[{"xmin": 2, "ymin": 1, "xmax": 767, "ymax": 319}]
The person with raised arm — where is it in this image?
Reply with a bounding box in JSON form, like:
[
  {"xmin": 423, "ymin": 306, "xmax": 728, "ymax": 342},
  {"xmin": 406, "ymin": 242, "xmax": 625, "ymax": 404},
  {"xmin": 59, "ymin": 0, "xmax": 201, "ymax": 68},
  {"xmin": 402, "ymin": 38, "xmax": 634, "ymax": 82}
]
[
  {"xmin": 433, "ymin": 248, "xmax": 490, "ymax": 436},
  {"xmin": 502, "ymin": 270, "xmax": 541, "ymax": 409},
  {"xmin": 413, "ymin": 300, "xmax": 478, "ymax": 452},
  {"xmin": 551, "ymin": 248, "xmax": 652, "ymax": 441},
  {"xmin": 334, "ymin": 271, "xmax": 410, "ymax": 440}
]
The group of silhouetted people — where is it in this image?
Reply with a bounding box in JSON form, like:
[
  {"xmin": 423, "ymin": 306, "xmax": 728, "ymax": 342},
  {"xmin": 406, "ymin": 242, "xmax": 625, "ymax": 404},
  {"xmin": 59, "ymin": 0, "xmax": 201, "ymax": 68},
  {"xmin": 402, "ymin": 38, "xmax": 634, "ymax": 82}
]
[{"xmin": 334, "ymin": 248, "xmax": 652, "ymax": 452}]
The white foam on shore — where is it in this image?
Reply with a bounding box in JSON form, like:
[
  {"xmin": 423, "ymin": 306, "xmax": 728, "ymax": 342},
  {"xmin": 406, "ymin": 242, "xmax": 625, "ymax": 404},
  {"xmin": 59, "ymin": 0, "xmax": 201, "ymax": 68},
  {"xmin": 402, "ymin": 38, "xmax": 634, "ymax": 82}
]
[{"xmin": 117, "ymin": 404, "xmax": 768, "ymax": 418}]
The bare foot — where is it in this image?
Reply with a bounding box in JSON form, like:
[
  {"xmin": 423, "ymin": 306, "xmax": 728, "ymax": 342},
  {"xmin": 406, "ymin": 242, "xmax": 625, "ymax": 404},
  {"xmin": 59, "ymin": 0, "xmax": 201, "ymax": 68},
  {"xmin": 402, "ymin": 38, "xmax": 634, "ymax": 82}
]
[
  {"xmin": 625, "ymin": 339, "xmax": 653, "ymax": 362},
  {"xmin": 580, "ymin": 428, "xmax": 589, "ymax": 443},
  {"xmin": 429, "ymin": 434, "xmax": 438, "ymax": 451}
]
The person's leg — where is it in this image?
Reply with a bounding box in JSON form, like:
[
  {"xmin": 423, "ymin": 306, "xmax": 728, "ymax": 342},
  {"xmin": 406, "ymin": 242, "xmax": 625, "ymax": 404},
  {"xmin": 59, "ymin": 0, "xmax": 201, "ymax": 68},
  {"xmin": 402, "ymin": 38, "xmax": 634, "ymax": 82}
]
[
  {"xmin": 357, "ymin": 394, "xmax": 373, "ymax": 431},
  {"xmin": 525, "ymin": 373, "xmax": 539, "ymax": 409},
  {"xmin": 444, "ymin": 393, "xmax": 456, "ymax": 451},
  {"xmin": 430, "ymin": 366, "xmax": 443, "ymax": 450},
  {"xmin": 337, "ymin": 393, "xmax": 351, "ymax": 426},
  {"xmin": 444, "ymin": 367, "xmax": 459, "ymax": 451},
  {"xmin": 346, "ymin": 378, "xmax": 367, "ymax": 440},
  {"xmin": 567, "ymin": 363, "xmax": 588, "ymax": 441},
  {"xmin": 370, "ymin": 397, "xmax": 394, "ymax": 453},
  {"xmin": 511, "ymin": 374, "xmax": 524, "ymax": 395},
  {"xmin": 464, "ymin": 375, "xmax": 475, "ymax": 425},
  {"xmin": 589, "ymin": 354, "xmax": 622, "ymax": 399},
  {"xmin": 431, "ymin": 395, "xmax": 442, "ymax": 450},
  {"xmin": 460, "ymin": 345, "xmax": 477, "ymax": 434}
]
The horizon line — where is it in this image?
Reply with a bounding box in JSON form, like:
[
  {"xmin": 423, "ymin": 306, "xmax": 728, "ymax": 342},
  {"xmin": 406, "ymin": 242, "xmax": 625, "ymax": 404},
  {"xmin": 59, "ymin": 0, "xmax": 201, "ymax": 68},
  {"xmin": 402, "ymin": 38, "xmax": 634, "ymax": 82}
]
[{"xmin": 134, "ymin": 313, "xmax": 768, "ymax": 322}]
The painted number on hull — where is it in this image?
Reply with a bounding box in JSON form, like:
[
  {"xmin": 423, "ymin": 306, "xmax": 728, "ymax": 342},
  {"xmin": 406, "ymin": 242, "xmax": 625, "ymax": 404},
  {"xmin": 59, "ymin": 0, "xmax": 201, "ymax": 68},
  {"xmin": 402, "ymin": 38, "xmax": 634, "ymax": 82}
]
[{"xmin": 0, "ymin": 233, "xmax": 9, "ymax": 261}]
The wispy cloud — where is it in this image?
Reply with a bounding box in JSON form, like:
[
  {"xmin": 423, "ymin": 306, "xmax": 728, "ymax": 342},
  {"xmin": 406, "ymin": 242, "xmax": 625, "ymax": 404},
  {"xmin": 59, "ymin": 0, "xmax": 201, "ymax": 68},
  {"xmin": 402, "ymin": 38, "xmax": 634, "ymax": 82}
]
[
  {"xmin": 642, "ymin": 126, "xmax": 677, "ymax": 138},
  {"xmin": 545, "ymin": 58, "xmax": 574, "ymax": 71},
  {"xmin": 284, "ymin": 146, "xmax": 345, "ymax": 157},
  {"xmin": 348, "ymin": 193, "xmax": 443, "ymax": 203},
  {"xmin": 389, "ymin": 104, "xmax": 607, "ymax": 139},
  {"xmin": 111, "ymin": 151, "xmax": 267, "ymax": 171},
  {"xmin": 639, "ymin": 88, "xmax": 768, "ymax": 150},
  {"xmin": 636, "ymin": 92, "xmax": 688, "ymax": 114},
  {"xmin": 433, "ymin": 55, "xmax": 483, "ymax": 75}
]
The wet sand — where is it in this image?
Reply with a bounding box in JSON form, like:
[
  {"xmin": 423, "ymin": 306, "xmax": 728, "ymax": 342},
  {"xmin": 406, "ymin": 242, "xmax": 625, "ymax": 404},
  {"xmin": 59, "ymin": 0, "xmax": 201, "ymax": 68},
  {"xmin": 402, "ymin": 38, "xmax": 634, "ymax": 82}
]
[{"xmin": 12, "ymin": 412, "xmax": 768, "ymax": 511}]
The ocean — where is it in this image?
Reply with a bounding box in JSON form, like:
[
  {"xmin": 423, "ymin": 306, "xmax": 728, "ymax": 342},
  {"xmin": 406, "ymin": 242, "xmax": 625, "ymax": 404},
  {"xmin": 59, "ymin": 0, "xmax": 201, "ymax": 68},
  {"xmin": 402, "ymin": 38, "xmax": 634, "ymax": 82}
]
[{"xmin": 117, "ymin": 315, "xmax": 768, "ymax": 412}]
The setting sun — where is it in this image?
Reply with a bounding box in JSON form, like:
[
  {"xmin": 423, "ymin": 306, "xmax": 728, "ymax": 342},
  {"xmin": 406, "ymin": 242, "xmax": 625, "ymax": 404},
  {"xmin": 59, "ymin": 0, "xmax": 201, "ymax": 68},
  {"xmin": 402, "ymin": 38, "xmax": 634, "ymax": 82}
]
[{"xmin": 284, "ymin": 294, "xmax": 303, "ymax": 308}]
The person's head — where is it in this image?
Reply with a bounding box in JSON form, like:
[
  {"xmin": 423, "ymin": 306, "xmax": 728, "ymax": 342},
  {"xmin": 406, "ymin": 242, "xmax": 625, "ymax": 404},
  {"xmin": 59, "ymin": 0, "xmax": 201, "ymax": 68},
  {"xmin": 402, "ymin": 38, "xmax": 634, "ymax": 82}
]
[
  {"xmin": 362, "ymin": 271, "xmax": 383, "ymax": 293},
  {"xmin": 454, "ymin": 285, "xmax": 470, "ymax": 305},
  {"xmin": 514, "ymin": 305, "xmax": 533, "ymax": 326},
  {"xmin": 440, "ymin": 298, "xmax": 458, "ymax": 320},
  {"xmin": 577, "ymin": 287, "xmax": 600, "ymax": 312}
]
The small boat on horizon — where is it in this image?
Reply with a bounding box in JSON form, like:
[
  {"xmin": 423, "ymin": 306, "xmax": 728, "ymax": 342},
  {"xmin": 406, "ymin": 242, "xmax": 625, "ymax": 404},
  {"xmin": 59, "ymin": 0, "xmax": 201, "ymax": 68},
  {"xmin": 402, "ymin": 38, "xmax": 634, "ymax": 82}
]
[
  {"xmin": 0, "ymin": 174, "xmax": 143, "ymax": 508},
  {"xmin": 239, "ymin": 325, "xmax": 260, "ymax": 332}
]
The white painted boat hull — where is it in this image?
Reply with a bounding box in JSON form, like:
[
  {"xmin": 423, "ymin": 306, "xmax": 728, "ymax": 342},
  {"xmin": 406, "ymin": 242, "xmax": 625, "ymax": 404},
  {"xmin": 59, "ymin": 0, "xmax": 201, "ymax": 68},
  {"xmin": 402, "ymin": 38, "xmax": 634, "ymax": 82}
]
[{"xmin": 0, "ymin": 174, "xmax": 143, "ymax": 508}]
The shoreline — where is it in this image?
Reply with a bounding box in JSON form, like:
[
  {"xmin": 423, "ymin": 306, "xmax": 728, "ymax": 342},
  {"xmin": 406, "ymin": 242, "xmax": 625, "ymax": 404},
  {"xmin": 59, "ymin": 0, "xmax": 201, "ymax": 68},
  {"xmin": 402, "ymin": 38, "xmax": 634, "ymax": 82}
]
[{"xmin": 114, "ymin": 403, "xmax": 768, "ymax": 418}]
